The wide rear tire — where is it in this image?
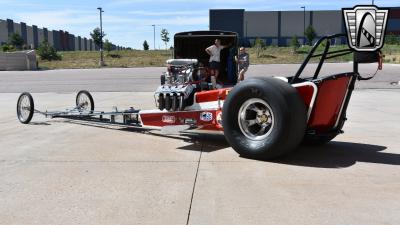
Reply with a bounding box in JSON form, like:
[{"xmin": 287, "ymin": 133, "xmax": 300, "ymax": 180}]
[{"xmin": 222, "ymin": 77, "xmax": 307, "ymax": 159}]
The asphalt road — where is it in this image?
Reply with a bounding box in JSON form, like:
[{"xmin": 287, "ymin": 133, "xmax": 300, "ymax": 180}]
[{"xmin": 0, "ymin": 63, "xmax": 399, "ymax": 93}]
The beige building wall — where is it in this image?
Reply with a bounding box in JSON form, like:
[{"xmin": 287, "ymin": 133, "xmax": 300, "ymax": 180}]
[
  {"xmin": 313, "ymin": 11, "xmax": 343, "ymax": 36},
  {"xmin": 244, "ymin": 11, "xmax": 279, "ymax": 37},
  {"xmin": 13, "ymin": 22, "xmax": 21, "ymax": 35},
  {"xmin": 74, "ymin": 37, "xmax": 80, "ymax": 50},
  {"xmin": 281, "ymin": 11, "xmax": 311, "ymax": 37},
  {"xmin": 37, "ymin": 29, "xmax": 45, "ymax": 44},
  {"xmin": 0, "ymin": 19, "xmax": 8, "ymax": 44},
  {"xmin": 48, "ymin": 30, "xmax": 54, "ymax": 46},
  {"xmin": 26, "ymin": 26, "xmax": 34, "ymax": 48}
]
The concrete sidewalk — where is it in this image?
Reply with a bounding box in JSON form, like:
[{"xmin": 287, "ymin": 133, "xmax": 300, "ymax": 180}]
[{"xmin": 0, "ymin": 90, "xmax": 399, "ymax": 225}]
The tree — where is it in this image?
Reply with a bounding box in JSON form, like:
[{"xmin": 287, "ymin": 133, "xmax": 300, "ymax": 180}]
[
  {"xmin": 90, "ymin": 27, "xmax": 105, "ymax": 48},
  {"xmin": 304, "ymin": 25, "xmax": 317, "ymax": 46},
  {"xmin": 9, "ymin": 33, "xmax": 24, "ymax": 49},
  {"xmin": 37, "ymin": 40, "xmax": 61, "ymax": 61},
  {"xmin": 143, "ymin": 40, "xmax": 149, "ymax": 50},
  {"xmin": 103, "ymin": 39, "xmax": 112, "ymax": 52},
  {"xmin": 160, "ymin": 28, "xmax": 170, "ymax": 50},
  {"xmin": 290, "ymin": 35, "xmax": 300, "ymax": 53},
  {"xmin": 253, "ymin": 38, "xmax": 265, "ymax": 58}
]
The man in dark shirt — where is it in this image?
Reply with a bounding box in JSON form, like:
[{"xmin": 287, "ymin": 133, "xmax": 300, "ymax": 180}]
[{"xmin": 235, "ymin": 47, "xmax": 250, "ymax": 83}]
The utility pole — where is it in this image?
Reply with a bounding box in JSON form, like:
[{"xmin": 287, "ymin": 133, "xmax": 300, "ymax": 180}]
[
  {"xmin": 97, "ymin": 7, "xmax": 105, "ymax": 66},
  {"xmin": 152, "ymin": 24, "xmax": 156, "ymax": 50},
  {"xmin": 372, "ymin": 0, "xmax": 375, "ymax": 5},
  {"xmin": 301, "ymin": 6, "xmax": 306, "ymax": 45}
]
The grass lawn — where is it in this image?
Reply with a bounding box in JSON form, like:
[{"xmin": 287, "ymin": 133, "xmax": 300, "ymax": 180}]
[
  {"xmin": 37, "ymin": 44, "xmax": 400, "ymax": 70},
  {"xmin": 38, "ymin": 50, "xmax": 174, "ymax": 69}
]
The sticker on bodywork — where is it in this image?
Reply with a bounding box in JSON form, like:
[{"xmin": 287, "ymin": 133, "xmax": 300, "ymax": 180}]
[
  {"xmin": 200, "ymin": 112, "xmax": 213, "ymax": 122},
  {"xmin": 162, "ymin": 115, "xmax": 176, "ymax": 124}
]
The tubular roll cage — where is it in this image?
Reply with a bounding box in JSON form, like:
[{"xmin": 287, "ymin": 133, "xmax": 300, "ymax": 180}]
[
  {"xmin": 293, "ymin": 33, "xmax": 367, "ymax": 137},
  {"xmin": 290, "ymin": 33, "xmax": 358, "ymax": 83}
]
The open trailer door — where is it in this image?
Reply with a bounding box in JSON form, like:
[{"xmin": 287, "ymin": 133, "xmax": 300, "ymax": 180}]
[{"xmin": 174, "ymin": 30, "xmax": 239, "ymax": 85}]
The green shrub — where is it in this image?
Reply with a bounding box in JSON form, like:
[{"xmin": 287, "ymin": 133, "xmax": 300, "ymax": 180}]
[
  {"xmin": 37, "ymin": 40, "xmax": 61, "ymax": 61},
  {"xmin": 253, "ymin": 38, "xmax": 266, "ymax": 58},
  {"xmin": 305, "ymin": 25, "xmax": 317, "ymax": 46},
  {"xmin": 107, "ymin": 53, "xmax": 121, "ymax": 58},
  {"xmin": 104, "ymin": 39, "xmax": 112, "ymax": 53},
  {"xmin": 9, "ymin": 33, "xmax": 24, "ymax": 49},
  {"xmin": 290, "ymin": 35, "xmax": 300, "ymax": 53},
  {"xmin": 1, "ymin": 44, "xmax": 15, "ymax": 52}
]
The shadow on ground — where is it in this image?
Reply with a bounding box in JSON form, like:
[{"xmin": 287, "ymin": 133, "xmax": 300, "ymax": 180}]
[
  {"xmin": 128, "ymin": 129, "xmax": 396, "ymax": 169},
  {"xmin": 271, "ymin": 141, "xmax": 396, "ymax": 168},
  {"xmin": 43, "ymin": 120, "xmax": 397, "ymax": 168}
]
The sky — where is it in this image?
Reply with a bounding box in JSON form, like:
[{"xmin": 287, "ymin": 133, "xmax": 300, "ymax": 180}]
[{"xmin": 0, "ymin": 0, "xmax": 398, "ymax": 49}]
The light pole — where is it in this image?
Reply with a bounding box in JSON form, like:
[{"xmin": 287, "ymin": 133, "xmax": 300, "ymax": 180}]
[
  {"xmin": 97, "ymin": 7, "xmax": 104, "ymax": 66},
  {"xmin": 372, "ymin": 0, "xmax": 375, "ymax": 4},
  {"xmin": 152, "ymin": 24, "xmax": 156, "ymax": 50},
  {"xmin": 301, "ymin": 6, "xmax": 306, "ymax": 45}
]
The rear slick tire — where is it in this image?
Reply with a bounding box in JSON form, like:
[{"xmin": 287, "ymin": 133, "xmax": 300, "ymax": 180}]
[{"xmin": 222, "ymin": 77, "xmax": 307, "ymax": 160}]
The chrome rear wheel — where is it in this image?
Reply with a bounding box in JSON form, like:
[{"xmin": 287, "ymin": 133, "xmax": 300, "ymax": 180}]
[{"xmin": 238, "ymin": 98, "xmax": 274, "ymax": 141}]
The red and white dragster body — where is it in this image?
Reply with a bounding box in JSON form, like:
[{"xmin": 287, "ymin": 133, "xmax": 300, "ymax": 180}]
[
  {"xmin": 139, "ymin": 88, "xmax": 228, "ymax": 132},
  {"xmin": 139, "ymin": 74, "xmax": 350, "ymax": 134}
]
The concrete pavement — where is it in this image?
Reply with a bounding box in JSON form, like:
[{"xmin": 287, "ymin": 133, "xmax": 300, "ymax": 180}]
[{"xmin": 0, "ymin": 89, "xmax": 399, "ymax": 225}]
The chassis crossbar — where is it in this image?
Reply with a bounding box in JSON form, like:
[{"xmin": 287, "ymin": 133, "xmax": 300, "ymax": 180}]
[{"xmin": 34, "ymin": 107, "xmax": 142, "ymax": 126}]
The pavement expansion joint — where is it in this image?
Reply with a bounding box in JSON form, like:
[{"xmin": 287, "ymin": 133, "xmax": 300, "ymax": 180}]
[{"xmin": 186, "ymin": 142, "xmax": 203, "ymax": 225}]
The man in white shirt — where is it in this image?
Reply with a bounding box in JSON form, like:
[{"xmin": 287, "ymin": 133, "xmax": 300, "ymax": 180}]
[{"xmin": 205, "ymin": 39, "xmax": 230, "ymax": 89}]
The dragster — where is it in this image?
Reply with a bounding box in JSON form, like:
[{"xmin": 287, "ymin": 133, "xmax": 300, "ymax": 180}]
[{"xmin": 16, "ymin": 32, "xmax": 384, "ymax": 159}]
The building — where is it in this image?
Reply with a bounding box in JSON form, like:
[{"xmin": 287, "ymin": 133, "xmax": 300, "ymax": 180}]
[
  {"xmin": 0, "ymin": 18, "xmax": 126, "ymax": 51},
  {"xmin": 209, "ymin": 7, "xmax": 400, "ymax": 46}
]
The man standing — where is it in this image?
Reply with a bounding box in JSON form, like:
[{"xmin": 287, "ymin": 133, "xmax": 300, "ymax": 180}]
[
  {"xmin": 205, "ymin": 39, "xmax": 230, "ymax": 89},
  {"xmin": 235, "ymin": 47, "xmax": 250, "ymax": 83}
]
